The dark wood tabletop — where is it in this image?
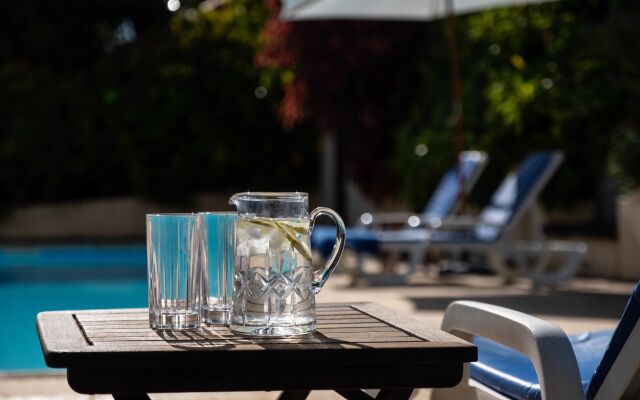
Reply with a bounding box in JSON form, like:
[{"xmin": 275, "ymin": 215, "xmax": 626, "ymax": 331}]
[{"xmin": 37, "ymin": 302, "xmax": 476, "ymax": 400}]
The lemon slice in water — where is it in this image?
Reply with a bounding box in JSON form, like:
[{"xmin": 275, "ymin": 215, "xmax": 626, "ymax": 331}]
[{"xmin": 245, "ymin": 218, "xmax": 312, "ymax": 262}]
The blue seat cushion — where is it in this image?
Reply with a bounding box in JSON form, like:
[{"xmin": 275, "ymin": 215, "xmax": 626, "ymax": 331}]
[
  {"xmin": 585, "ymin": 280, "xmax": 640, "ymax": 400},
  {"xmin": 311, "ymin": 225, "xmax": 499, "ymax": 259},
  {"xmin": 471, "ymin": 329, "xmax": 613, "ymax": 400},
  {"xmin": 429, "ymin": 229, "xmax": 498, "ymax": 244},
  {"xmin": 311, "ymin": 226, "xmax": 380, "ymax": 259}
]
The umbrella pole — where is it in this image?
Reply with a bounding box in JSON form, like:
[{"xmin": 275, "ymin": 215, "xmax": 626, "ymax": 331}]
[{"xmin": 444, "ymin": 0, "xmax": 466, "ymax": 212}]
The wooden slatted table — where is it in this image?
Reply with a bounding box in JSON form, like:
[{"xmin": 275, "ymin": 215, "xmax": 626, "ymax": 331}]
[{"xmin": 37, "ymin": 303, "xmax": 476, "ymax": 400}]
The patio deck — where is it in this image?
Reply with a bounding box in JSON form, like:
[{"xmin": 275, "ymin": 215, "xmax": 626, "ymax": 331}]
[{"xmin": 1, "ymin": 262, "xmax": 633, "ymax": 400}]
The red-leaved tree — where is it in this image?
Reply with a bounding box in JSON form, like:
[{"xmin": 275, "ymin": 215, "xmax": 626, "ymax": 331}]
[{"xmin": 258, "ymin": 0, "xmax": 431, "ymax": 200}]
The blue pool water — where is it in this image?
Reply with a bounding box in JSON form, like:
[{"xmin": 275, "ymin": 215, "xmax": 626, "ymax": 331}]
[{"xmin": 0, "ymin": 245, "xmax": 148, "ymax": 371}]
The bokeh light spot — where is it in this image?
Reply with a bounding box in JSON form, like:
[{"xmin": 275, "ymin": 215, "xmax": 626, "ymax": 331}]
[
  {"xmin": 167, "ymin": 0, "xmax": 181, "ymax": 12},
  {"xmin": 511, "ymin": 54, "xmax": 526, "ymax": 70},
  {"xmin": 254, "ymin": 86, "xmax": 268, "ymax": 99},
  {"xmin": 360, "ymin": 213, "xmax": 373, "ymax": 225},
  {"xmin": 408, "ymin": 215, "xmax": 421, "ymax": 228},
  {"xmin": 415, "ymin": 144, "xmax": 428, "ymax": 157}
]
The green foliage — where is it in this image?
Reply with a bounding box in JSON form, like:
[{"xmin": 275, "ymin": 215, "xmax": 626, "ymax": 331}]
[
  {"xmin": 609, "ymin": 126, "xmax": 640, "ymax": 192},
  {"xmin": 395, "ymin": 1, "xmax": 634, "ymax": 210},
  {"xmin": 0, "ymin": 0, "xmax": 315, "ymax": 212},
  {"xmin": 603, "ymin": 1, "xmax": 640, "ymax": 192}
]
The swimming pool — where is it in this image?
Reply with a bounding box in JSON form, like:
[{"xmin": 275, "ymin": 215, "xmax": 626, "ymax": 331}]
[{"xmin": 0, "ymin": 245, "xmax": 148, "ymax": 371}]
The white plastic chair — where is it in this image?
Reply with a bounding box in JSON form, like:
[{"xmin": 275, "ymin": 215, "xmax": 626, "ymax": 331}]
[{"xmin": 432, "ymin": 280, "xmax": 640, "ymax": 400}]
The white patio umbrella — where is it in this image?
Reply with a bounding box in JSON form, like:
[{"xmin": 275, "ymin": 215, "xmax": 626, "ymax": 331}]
[
  {"xmin": 281, "ymin": 0, "xmax": 553, "ymax": 21},
  {"xmin": 279, "ymin": 0, "xmax": 558, "ymax": 211}
]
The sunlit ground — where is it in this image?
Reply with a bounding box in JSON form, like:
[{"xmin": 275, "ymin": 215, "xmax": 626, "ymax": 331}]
[{"xmin": 0, "ymin": 255, "xmax": 633, "ymax": 400}]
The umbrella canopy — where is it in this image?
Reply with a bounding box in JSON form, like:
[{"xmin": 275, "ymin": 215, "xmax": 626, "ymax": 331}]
[{"xmin": 281, "ymin": 0, "xmax": 555, "ymax": 21}]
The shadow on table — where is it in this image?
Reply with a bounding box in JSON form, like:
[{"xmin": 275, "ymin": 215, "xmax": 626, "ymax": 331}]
[
  {"xmin": 408, "ymin": 290, "xmax": 629, "ymax": 319},
  {"xmin": 156, "ymin": 328, "xmax": 234, "ymax": 350},
  {"xmin": 157, "ymin": 327, "xmax": 374, "ymax": 350}
]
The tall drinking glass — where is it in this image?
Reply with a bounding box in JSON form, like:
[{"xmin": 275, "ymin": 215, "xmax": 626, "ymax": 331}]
[
  {"xmin": 146, "ymin": 213, "xmax": 200, "ymax": 329},
  {"xmin": 198, "ymin": 212, "xmax": 236, "ymax": 324}
]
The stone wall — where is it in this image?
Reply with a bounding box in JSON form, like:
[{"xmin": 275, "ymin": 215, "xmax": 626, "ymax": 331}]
[{"xmin": 0, "ymin": 195, "xmax": 231, "ymax": 241}]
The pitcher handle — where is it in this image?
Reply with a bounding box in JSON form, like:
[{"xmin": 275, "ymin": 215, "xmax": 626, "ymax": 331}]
[{"xmin": 309, "ymin": 207, "xmax": 346, "ymax": 294}]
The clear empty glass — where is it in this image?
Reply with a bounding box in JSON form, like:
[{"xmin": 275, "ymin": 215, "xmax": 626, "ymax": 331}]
[
  {"xmin": 198, "ymin": 212, "xmax": 236, "ymax": 324},
  {"xmin": 146, "ymin": 213, "xmax": 200, "ymax": 330}
]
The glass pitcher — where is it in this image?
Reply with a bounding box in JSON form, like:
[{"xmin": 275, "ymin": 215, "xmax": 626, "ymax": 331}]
[{"xmin": 229, "ymin": 192, "xmax": 345, "ymax": 336}]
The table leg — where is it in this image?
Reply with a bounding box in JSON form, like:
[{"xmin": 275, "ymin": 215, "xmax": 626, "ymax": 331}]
[
  {"xmin": 334, "ymin": 389, "xmax": 413, "ymax": 400},
  {"xmin": 375, "ymin": 389, "xmax": 414, "ymax": 400},
  {"xmin": 335, "ymin": 389, "xmax": 375, "ymax": 400},
  {"xmin": 112, "ymin": 394, "xmax": 151, "ymax": 400},
  {"xmin": 277, "ymin": 390, "xmax": 311, "ymax": 400}
]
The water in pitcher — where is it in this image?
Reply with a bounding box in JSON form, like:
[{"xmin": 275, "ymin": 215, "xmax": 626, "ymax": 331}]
[{"xmin": 230, "ymin": 216, "xmax": 315, "ymax": 335}]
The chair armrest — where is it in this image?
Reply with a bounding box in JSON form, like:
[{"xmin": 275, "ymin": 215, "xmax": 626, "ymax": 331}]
[
  {"xmin": 438, "ymin": 215, "xmax": 478, "ymax": 229},
  {"xmin": 441, "ymin": 301, "xmax": 584, "ymax": 400}
]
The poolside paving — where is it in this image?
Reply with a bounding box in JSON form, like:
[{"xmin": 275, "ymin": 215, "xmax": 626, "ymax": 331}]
[{"xmin": 1, "ymin": 266, "xmax": 634, "ymax": 400}]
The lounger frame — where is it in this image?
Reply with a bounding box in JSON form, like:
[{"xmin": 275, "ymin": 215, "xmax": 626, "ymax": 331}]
[{"xmin": 376, "ymin": 152, "xmax": 586, "ymax": 287}]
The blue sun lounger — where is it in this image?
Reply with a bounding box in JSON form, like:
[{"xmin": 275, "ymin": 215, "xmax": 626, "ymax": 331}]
[
  {"xmin": 356, "ymin": 150, "xmax": 489, "ymax": 230},
  {"xmin": 433, "ymin": 280, "xmax": 640, "ymax": 400},
  {"xmin": 311, "ymin": 150, "xmax": 488, "ymax": 273},
  {"xmin": 314, "ymin": 151, "xmax": 586, "ymax": 287}
]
